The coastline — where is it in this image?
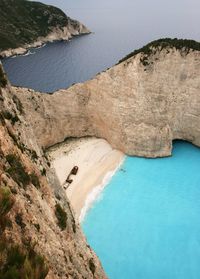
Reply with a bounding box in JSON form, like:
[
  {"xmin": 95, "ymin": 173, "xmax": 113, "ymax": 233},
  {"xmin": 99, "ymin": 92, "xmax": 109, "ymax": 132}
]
[
  {"xmin": 0, "ymin": 25, "xmax": 91, "ymax": 59},
  {"xmin": 47, "ymin": 138, "xmax": 125, "ymax": 221},
  {"xmin": 79, "ymin": 156, "xmax": 124, "ymax": 222}
]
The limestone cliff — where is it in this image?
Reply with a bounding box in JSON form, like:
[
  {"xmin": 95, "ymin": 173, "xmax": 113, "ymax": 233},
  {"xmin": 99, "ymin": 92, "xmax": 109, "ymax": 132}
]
[
  {"xmin": 15, "ymin": 39, "xmax": 200, "ymax": 158},
  {"xmin": 0, "ymin": 0, "xmax": 90, "ymax": 58},
  {"xmin": 0, "ymin": 65, "xmax": 106, "ymax": 278}
]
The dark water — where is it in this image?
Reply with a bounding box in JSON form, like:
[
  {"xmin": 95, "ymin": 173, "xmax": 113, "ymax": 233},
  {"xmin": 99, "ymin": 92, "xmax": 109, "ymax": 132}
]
[{"xmin": 2, "ymin": 0, "xmax": 200, "ymax": 92}]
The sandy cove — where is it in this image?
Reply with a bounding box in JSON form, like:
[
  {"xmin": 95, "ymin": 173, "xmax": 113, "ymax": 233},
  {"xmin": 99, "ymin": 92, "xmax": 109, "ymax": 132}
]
[{"xmin": 47, "ymin": 137, "xmax": 124, "ymax": 221}]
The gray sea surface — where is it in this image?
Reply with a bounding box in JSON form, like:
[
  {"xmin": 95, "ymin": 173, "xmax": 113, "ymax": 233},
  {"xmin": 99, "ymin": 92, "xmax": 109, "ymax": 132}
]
[{"xmin": 2, "ymin": 0, "xmax": 200, "ymax": 92}]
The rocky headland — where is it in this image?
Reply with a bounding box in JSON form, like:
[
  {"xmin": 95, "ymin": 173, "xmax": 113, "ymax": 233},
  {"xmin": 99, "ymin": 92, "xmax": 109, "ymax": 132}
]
[
  {"xmin": 0, "ymin": 38, "xmax": 200, "ymax": 278},
  {"xmin": 0, "ymin": 65, "xmax": 106, "ymax": 278},
  {"xmin": 14, "ymin": 38, "xmax": 200, "ymax": 158},
  {"xmin": 0, "ymin": 0, "xmax": 90, "ymax": 58}
]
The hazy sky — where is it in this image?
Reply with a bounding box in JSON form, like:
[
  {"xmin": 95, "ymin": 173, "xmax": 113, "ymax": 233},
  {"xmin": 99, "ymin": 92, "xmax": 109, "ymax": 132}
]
[
  {"xmin": 3, "ymin": 0, "xmax": 200, "ymax": 92},
  {"xmin": 39, "ymin": 0, "xmax": 199, "ymax": 10},
  {"xmin": 38, "ymin": 0, "xmax": 199, "ymax": 41}
]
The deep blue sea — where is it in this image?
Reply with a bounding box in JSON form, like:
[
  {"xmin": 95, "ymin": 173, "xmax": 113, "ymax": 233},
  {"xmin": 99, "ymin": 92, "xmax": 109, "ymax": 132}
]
[
  {"xmin": 2, "ymin": 0, "xmax": 200, "ymax": 92},
  {"xmin": 83, "ymin": 141, "xmax": 200, "ymax": 279}
]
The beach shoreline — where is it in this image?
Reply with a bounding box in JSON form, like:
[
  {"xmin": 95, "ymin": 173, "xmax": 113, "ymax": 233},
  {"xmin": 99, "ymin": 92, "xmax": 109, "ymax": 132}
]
[{"xmin": 47, "ymin": 137, "xmax": 125, "ymax": 221}]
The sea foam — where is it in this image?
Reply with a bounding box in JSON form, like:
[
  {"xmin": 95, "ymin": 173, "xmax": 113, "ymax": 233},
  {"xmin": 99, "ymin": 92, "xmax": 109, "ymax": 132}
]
[{"xmin": 79, "ymin": 157, "xmax": 125, "ymax": 223}]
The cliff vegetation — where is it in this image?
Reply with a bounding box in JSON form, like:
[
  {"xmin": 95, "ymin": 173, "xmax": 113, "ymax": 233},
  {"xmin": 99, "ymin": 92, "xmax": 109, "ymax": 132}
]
[
  {"xmin": 0, "ymin": 65, "xmax": 106, "ymax": 278},
  {"xmin": 0, "ymin": 139, "xmax": 48, "ymax": 279},
  {"xmin": 0, "ymin": 65, "xmax": 7, "ymax": 87},
  {"xmin": 0, "ymin": 0, "xmax": 82, "ymax": 52},
  {"xmin": 119, "ymin": 38, "xmax": 200, "ymax": 64},
  {"xmin": 13, "ymin": 38, "xmax": 200, "ymax": 158}
]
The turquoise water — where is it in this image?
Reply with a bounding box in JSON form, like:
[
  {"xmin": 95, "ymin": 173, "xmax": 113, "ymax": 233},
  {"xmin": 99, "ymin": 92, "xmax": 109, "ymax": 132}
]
[{"xmin": 82, "ymin": 141, "xmax": 200, "ymax": 279}]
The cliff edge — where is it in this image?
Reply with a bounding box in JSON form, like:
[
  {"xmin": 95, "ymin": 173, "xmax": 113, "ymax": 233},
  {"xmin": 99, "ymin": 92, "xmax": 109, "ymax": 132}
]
[
  {"xmin": 0, "ymin": 0, "xmax": 90, "ymax": 58},
  {"xmin": 15, "ymin": 38, "xmax": 200, "ymax": 158},
  {"xmin": 0, "ymin": 65, "xmax": 106, "ymax": 278},
  {"xmin": 1, "ymin": 37, "xmax": 199, "ymax": 277}
]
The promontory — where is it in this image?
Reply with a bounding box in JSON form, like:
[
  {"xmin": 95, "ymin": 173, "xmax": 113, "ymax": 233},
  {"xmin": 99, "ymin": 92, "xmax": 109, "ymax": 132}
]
[
  {"xmin": 0, "ymin": 0, "xmax": 90, "ymax": 58},
  {"xmin": 14, "ymin": 38, "xmax": 200, "ymax": 158},
  {"xmin": 1, "ymin": 37, "xmax": 200, "ymax": 278}
]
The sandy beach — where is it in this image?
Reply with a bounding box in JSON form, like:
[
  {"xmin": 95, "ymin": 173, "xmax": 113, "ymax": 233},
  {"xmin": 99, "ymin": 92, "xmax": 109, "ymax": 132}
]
[{"xmin": 47, "ymin": 137, "xmax": 124, "ymax": 221}]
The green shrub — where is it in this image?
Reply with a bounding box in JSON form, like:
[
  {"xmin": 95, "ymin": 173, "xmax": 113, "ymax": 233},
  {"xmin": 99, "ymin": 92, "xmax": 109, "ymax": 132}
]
[
  {"xmin": 2, "ymin": 111, "xmax": 12, "ymax": 120},
  {"xmin": 0, "ymin": 0, "xmax": 70, "ymax": 52},
  {"xmin": 41, "ymin": 168, "xmax": 46, "ymax": 176},
  {"xmin": 118, "ymin": 38, "xmax": 200, "ymax": 65},
  {"xmin": 55, "ymin": 203, "xmax": 67, "ymax": 230},
  {"xmin": 3, "ymin": 110, "xmax": 19, "ymax": 125},
  {"xmin": 0, "ymin": 186, "xmax": 14, "ymax": 232},
  {"xmin": 6, "ymin": 246, "xmax": 26, "ymax": 268},
  {"xmin": 7, "ymin": 129, "xmax": 18, "ymax": 145},
  {"xmin": 30, "ymin": 150, "xmax": 38, "ymax": 161},
  {"xmin": 15, "ymin": 213, "xmax": 26, "ymax": 229},
  {"xmin": 11, "ymin": 115, "xmax": 20, "ymax": 125},
  {"xmin": 0, "ymin": 187, "xmax": 13, "ymax": 216},
  {"xmin": 0, "ymin": 66, "xmax": 7, "ymax": 88},
  {"xmin": 7, "ymin": 131, "xmax": 27, "ymax": 153},
  {"xmin": 6, "ymin": 155, "xmax": 41, "ymax": 189},
  {"xmin": 34, "ymin": 223, "xmax": 40, "ymax": 232},
  {"xmin": 0, "ymin": 185, "xmax": 48, "ymax": 278},
  {"xmin": 30, "ymin": 173, "xmax": 40, "ymax": 189},
  {"xmin": 6, "ymin": 154, "xmax": 30, "ymax": 188},
  {"xmin": 0, "ymin": 266, "xmax": 20, "ymax": 279},
  {"xmin": 0, "ymin": 245, "xmax": 48, "ymax": 279},
  {"xmin": 89, "ymin": 258, "xmax": 96, "ymax": 275}
]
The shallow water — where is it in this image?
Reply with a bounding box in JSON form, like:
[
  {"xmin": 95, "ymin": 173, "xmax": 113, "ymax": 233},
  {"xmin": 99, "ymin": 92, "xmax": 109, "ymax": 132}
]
[
  {"xmin": 2, "ymin": 0, "xmax": 200, "ymax": 92},
  {"xmin": 83, "ymin": 141, "xmax": 200, "ymax": 279}
]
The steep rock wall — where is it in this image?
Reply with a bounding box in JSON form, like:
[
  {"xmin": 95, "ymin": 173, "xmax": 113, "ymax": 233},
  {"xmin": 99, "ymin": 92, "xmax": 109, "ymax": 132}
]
[
  {"xmin": 15, "ymin": 47, "xmax": 200, "ymax": 157},
  {"xmin": 0, "ymin": 66, "xmax": 106, "ymax": 278}
]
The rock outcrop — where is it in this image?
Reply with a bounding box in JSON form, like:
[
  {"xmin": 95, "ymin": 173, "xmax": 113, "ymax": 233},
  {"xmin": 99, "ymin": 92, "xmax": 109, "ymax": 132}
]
[
  {"xmin": 0, "ymin": 65, "xmax": 106, "ymax": 278},
  {"xmin": 1, "ymin": 37, "xmax": 199, "ymax": 278},
  {"xmin": 0, "ymin": 0, "xmax": 90, "ymax": 58},
  {"xmin": 15, "ymin": 39, "xmax": 200, "ymax": 158}
]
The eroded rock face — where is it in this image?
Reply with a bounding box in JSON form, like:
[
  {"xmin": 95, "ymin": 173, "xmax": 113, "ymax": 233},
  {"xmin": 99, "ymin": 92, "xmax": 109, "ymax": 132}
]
[
  {"xmin": 0, "ymin": 67, "xmax": 106, "ymax": 278},
  {"xmin": 15, "ymin": 47, "xmax": 200, "ymax": 157}
]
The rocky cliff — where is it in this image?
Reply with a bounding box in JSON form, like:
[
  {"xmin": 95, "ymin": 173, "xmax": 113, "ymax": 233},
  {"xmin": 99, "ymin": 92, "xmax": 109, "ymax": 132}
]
[
  {"xmin": 1, "ymin": 37, "xmax": 199, "ymax": 277},
  {"xmin": 0, "ymin": 0, "xmax": 90, "ymax": 58},
  {"xmin": 15, "ymin": 39, "xmax": 200, "ymax": 158},
  {"xmin": 0, "ymin": 65, "xmax": 106, "ymax": 278}
]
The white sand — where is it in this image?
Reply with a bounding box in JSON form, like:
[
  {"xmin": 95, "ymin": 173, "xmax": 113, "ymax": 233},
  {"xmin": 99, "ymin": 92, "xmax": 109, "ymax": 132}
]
[{"xmin": 47, "ymin": 138, "xmax": 125, "ymax": 221}]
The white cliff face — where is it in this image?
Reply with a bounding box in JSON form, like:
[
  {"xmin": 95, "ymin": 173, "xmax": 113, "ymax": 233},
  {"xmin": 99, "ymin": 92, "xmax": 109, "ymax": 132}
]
[
  {"xmin": 15, "ymin": 47, "xmax": 200, "ymax": 157},
  {"xmin": 0, "ymin": 23, "xmax": 90, "ymax": 58}
]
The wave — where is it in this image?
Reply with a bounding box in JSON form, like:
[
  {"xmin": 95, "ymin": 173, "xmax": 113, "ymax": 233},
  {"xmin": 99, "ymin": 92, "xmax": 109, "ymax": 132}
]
[
  {"xmin": 11, "ymin": 49, "xmax": 37, "ymax": 58},
  {"xmin": 22, "ymin": 50, "xmax": 36, "ymax": 56},
  {"xmin": 79, "ymin": 156, "xmax": 125, "ymax": 223},
  {"xmin": 35, "ymin": 43, "xmax": 46, "ymax": 49}
]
